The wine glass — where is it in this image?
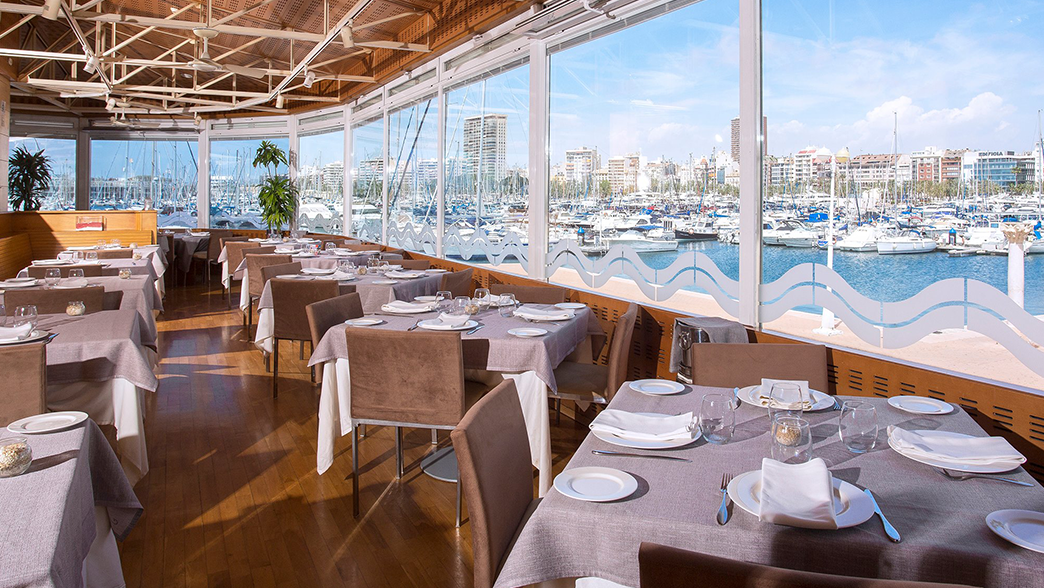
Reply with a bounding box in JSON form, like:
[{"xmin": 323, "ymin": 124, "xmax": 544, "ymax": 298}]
[
  {"xmin": 839, "ymin": 401, "xmax": 878, "ymax": 454},
  {"xmin": 13, "ymin": 305, "xmax": 38, "ymax": 335},
  {"xmin": 44, "ymin": 268, "xmax": 61, "ymax": 288},
  {"xmin": 498, "ymin": 293, "xmax": 517, "ymax": 318},
  {"xmin": 771, "ymin": 416, "xmax": 812, "ymax": 463},
  {"xmin": 699, "ymin": 393, "xmax": 736, "ymax": 445},
  {"xmin": 768, "ymin": 382, "xmax": 808, "ymax": 422}
]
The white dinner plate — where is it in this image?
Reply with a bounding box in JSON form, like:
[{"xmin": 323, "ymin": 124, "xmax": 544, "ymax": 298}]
[
  {"xmin": 277, "ymin": 274, "xmax": 311, "ymax": 280},
  {"xmin": 53, "ymin": 283, "xmax": 91, "ymax": 289},
  {"xmin": 425, "ymin": 268, "xmax": 448, "ymax": 273},
  {"xmin": 292, "ymin": 254, "xmax": 318, "ymax": 258},
  {"xmin": 67, "ymin": 246, "xmax": 96, "ymax": 251},
  {"xmin": 0, "ymin": 279, "xmax": 39, "ymax": 288},
  {"xmin": 888, "ymin": 430, "xmax": 1025, "ymax": 473},
  {"xmin": 591, "ymin": 413, "xmax": 699, "ymax": 450},
  {"xmin": 508, "ymin": 327, "xmax": 548, "ymax": 338},
  {"xmin": 629, "ymin": 379, "xmax": 687, "ymax": 396},
  {"xmin": 414, "ymin": 295, "xmax": 438, "ymax": 303},
  {"xmin": 32, "ymin": 259, "xmax": 72, "ymax": 266},
  {"xmin": 987, "ymin": 510, "xmax": 1044, "ymax": 555},
  {"xmin": 371, "ymin": 279, "xmax": 396, "ymax": 285},
  {"xmin": 7, "ymin": 410, "xmax": 88, "ymax": 434},
  {"xmin": 345, "ymin": 318, "xmax": 384, "ymax": 326},
  {"xmin": 727, "ymin": 470, "xmax": 875, "ymax": 529},
  {"xmin": 887, "ymin": 395, "xmax": 954, "ymax": 415},
  {"xmin": 554, "ymin": 466, "xmax": 638, "ymax": 502},
  {"xmin": 0, "ymin": 330, "xmax": 50, "ymax": 345},
  {"xmin": 301, "ymin": 267, "xmax": 336, "ymax": 275},
  {"xmin": 417, "ymin": 319, "xmax": 479, "ymax": 331},
  {"xmin": 380, "ymin": 304, "xmax": 433, "ymax": 314},
  {"xmin": 555, "ymin": 302, "xmax": 586, "ymax": 310},
  {"xmin": 736, "ymin": 385, "xmax": 834, "ymax": 412}
]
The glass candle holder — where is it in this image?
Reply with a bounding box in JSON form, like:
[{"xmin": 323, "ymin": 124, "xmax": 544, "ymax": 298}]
[
  {"xmin": 118, "ymin": 268, "xmax": 132, "ymax": 279},
  {"xmin": 66, "ymin": 301, "xmax": 86, "ymax": 316},
  {"xmin": 0, "ymin": 436, "xmax": 32, "ymax": 478}
]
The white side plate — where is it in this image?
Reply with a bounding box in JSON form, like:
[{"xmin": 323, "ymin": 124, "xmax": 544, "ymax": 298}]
[
  {"xmin": 887, "ymin": 395, "xmax": 954, "ymax": 415},
  {"xmin": 0, "ymin": 280, "xmax": 39, "ymax": 288},
  {"xmin": 414, "ymin": 296, "xmax": 438, "ymax": 303},
  {"xmin": 555, "ymin": 302, "xmax": 587, "ymax": 310},
  {"xmin": 987, "ymin": 510, "xmax": 1044, "ymax": 554},
  {"xmin": 8, "ymin": 411, "xmax": 88, "ymax": 434},
  {"xmin": 0, "ymin": 330, "xmax": 50, "ymax": 345},
  {"xmin": 727, "ymin": 470, "xmax": 874, "ymax": 529},
  {"xmin": 301, "ymin": 268, "xmax": 335, "ymax": 275},
  {"xmin": 554, "ymin": 466, "xmax": 638, "ymax": 502},
  {"xmin": 629, "ymin": 379, "xmax": 687, "ymax": 396},
  {"xmin": 370, "ymin": 280, "xmax": 396, "ymax": 285},
  {"xmin": 508, "ymin": 328, "xmax": 548, "ymax": 338},
  {"xmin": 345, "ymin": 318, "xmax": 384, "ymax": 326},
  {"xmin": 888, "ymin": 430, "xmax": 1025, "ymax": 473}
]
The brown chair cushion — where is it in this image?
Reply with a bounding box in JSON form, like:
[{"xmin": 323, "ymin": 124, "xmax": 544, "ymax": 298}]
[
  {"xmin": 206, "ymin": 230, "xmax": 234, "ymax": 260},
  {"xmin": 245, "ymin": 253, "xmax": 291, "ymax": 298},
  {"xmin": 343, "ymin": 243, "xmax": 377, "ymax": 252},
  {"xmin": 305, "ymin": 292, "xmax": 364, "ymax": 348},
  {"xmin": 551, "ymin": 303, "xmax": 635, "ymax": 402},
  {"xmin": 0, "ymin": 341, "xmax": 47, "ymax": 427},
  {"xmin": 451, "ymin": 380, "xmax": 535, "ymax": 588},
  {"xmin": 270, "ymin": 279, "xmax": 340, "ymax": 342},
  {"xmin": 27, "ymin": 265, "xmax": 104, "ymax": 278},
  {"xmin": 345, "ymin": 328, "xmax": 466, "ymax": 428},
  {"xmin": 95, "ymin": 249, "xmax": 134, "ymax": 259},
  {"xmin": 638, "ymin": 543, "xmax": 975, "ymax": 588},
  {"xmin": 690, "ymin": 343, "xmax": 829, "ymax": 393},
  {"xmin": 606, "ymin": 303, "xmax": 638, "ymax": 399},
  {"xmin": 5, "ymin": 285, "xmax": 106, "ymax": 315},
  {"xmin": 397, "ymin": 259, "xmax": 431, "ymax": 270},
  {"xmin": 261, "ymin": 262, "xmax": 302, "ymax": 284},
  {"xmin": 489, "ymin": 283, "xmax": 567, "ymax": 304},
  {"xmin": 224, "ymin": 241, "xmax": 261, "ymax": 274},
  {"xmin": 440, "ymin": 268, "xmax": 474, "ymax": 298}
]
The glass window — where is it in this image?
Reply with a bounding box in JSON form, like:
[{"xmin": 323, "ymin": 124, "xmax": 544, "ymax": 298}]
[
  {"xmin": 89, "ymin": 139, "xmax": 198, "ymax": 227},
  {"xmin": 209, "ymin": 137, "xmax": 290, "ymax": 230},
  {"xmin": 444, "ymin": 63, "xmax": 530, "ymax": 274},
  {"xmin": 297, "ymin": 129, "xmax": 345, "ymax": 235},
  {"xmin": 548, "ymin": 1, "xmax": 740, "ymax": 310},
  {"xmin": 9, "ymin": 137, "xmax": 76, "ymax": 211},
  {"xmin": 387, "ymin": 96, "xmax": 438, "ymax": 254},
  {"xmin": 350, "ymin": 118, "xmax": 384, "ymax": 241}
]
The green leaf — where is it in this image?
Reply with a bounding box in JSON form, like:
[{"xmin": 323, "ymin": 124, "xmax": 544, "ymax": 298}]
[{"xmin": 9, "ymin": 145, "xmax": 52, "ymax": 211}]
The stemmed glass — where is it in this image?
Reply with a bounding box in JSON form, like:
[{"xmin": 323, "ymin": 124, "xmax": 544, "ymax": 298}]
[
  {"xmin": 839, "ymin": 401, "xmax": 878, "ymax": 454},
  {"xmin": 498, "ymin": 293, "xmax": 517, "ymax": 318},
  {"xmin": 44, "ymin": 269, "xmax": 61, "ymax": 289},
  {"xmin": 699, "ymin": 393, "xmax": 736, "ymax": 445},
  {"xmin": 13, "ymin": 305, "xmax": 38, "ymax": 337},
  {"xmin": 768, "ymin": 382, "xmax": 808, "ymax": 422}
]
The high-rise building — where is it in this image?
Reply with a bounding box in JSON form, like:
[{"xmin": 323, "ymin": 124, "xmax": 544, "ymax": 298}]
[
  {"xmin": 322, "ymin": 161, "xmax": 344, "ymax": 192},
  {"xmin": 961, "ymin": 150, "xmax": 1038, "ymax": 187},
  {"xmin": 730, "ymin": 116, "xmax": 768, "ymax": 163},
  {"xmin": 911, "ymin": 147, "xmax": 943, "ymax": 183},
  {"xmin": 607, "ymin": 154, "xmax": 640, "ymax": 194},
  {"xmin": 564, "ymin": 147, "xmax": 600, "ymax": 184},
  {"xmin": 463, "ymin": 113, "xmax": 507, "ymax": 186}
]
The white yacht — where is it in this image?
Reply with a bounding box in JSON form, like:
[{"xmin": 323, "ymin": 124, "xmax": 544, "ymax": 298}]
[
  {"xmin": 762, "ymin": 218, "xmax": 804, "ymax": 246},
  {"xmin": 779, "ymin": 226, "xmax": 820, "ymax": 248},
  {"xmin": 836, "ymin": 225, "xmax": 880, "ymax": 252},
  {"xmin": 877, "ymin": 230, "xmax": 938, "ymax": 255},
  {"xmin": 606, "ymin": 226, "xmax": 679, "ymax": 252}
]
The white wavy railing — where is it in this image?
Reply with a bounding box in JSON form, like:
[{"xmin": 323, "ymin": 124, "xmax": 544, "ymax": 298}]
[
  {"xmin": 442, "ymin": 226, "xmax": 530, "ymax": 268},
  {"xmin": 546, "ymin": 240, "xmax": 740, "ymax": 315},
  {"xmin": 761, "ymin": 263, "xmax": 1044, "ymax": 378}
]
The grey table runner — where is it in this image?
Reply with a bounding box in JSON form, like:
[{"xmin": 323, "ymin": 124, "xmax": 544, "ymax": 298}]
[
  {"xmin": 667, "ymin": 316, "xmax": 749, "ymax": 372},
  {"xmin": 0, "ymin": 420, "xmax": 142, "ymax": 588},
  {"xmin": 41, "ymin": 310, "xmax": 159, "ymax": 392},
  {"xmin": 257, "ymin": 272, "xmax": 443, "ymax": 315},
  {"xmin": 494, "ymin": 385, "xmax": 1044, "ymax": 588},
  {"xmin": 308, "ymin": 306, "xmax": 606, "ymax": 393}
]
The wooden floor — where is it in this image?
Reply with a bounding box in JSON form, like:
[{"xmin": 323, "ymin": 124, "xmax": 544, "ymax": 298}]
[{"xmin": 117, "ymin": 277, "xmax": 588, "ymax": 588}]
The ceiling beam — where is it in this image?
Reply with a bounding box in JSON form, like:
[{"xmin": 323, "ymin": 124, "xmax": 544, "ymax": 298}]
[
  {"xmin": 102, "ymin": 3, "xmax": 195, "ymax": 57},
  {"xmin": 23, "ymin": 77, "xmax": 340, "ymax": 101},
  {"xmin": 210, "ymin": 0, "xmax": 276, "ymax": 27}
]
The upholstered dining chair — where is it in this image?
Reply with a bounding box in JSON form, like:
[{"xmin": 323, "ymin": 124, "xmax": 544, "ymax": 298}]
[
  {"xmin": 689, "ymin": 342, "xmax": 829, "ymax": 393},
  {"xmin": 550, "ymin": 303, "xmax": 638, "ymax": 420},
  {"xmin": 396, "ymin": 259, "xmax": 431, "ymax": 270},
  {"xmin": 27, "ymin": 264, "xmax": 104, "ymax": 278},
  {"xmin": 451, "ymin": 379, "xmax": 534, "ymax": 588},
  {"xmin": 345, "ymin": 328, "xmax": 489, "ymax": 524},
  {"xmin": 94, "ymin": 249, "xmax": 134, "ymax": 259},
  {"xmin": 243, "ymin": 251, "xmax": 288, "ymax": 331},
  {"xmin": 0, "ymin": 341, "xmax": 47, "ymax": 427},
  {"xmin": 269, "ymin": 278, "xmax": 340, "ymax": 397},
  {"xmin": 194, "ymin": 229, "xmax": 233, "ymax": 285},
  {"xmin": 305, "ymin": 292, "xmax": 364, "ymax": 350},
  {"xmin": 440, "ymin": 268, "xmax": 474, "ymax": 298},
  {"xmin": 489, "ymin": 283, "xmax": 568, "ymax": 304},
  {"xmin": 637, "ymin": 543, "xmax": 975, "ymax": 588},
  {"xmin": 260, "ymin": 261, "xmax": 303, "ymax": 284},
  {"xmin": 223, "ymin": 240, "xmax": 261, "ymax": 308},
  {"xmin": 5, "ymin": 285, "xmax": 107, "ymax": 315}
]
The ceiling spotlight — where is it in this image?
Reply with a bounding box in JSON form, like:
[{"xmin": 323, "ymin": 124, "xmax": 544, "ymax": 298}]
[
  {"xmin": 275, "ymin": 93, "xmax": 284, "ymax": 109},
  {"xmin": 340, "ymin": 26, "xmax": 353, "ymax": 49},
  {"xmin": 83, "ymin": 55, "xmax": 100, "ymax": 74},
  {"xmin": 42, "ymin": 0, "xmax": 61, "ymax": 20},
  {"xmin": 105, "ymin": 97, "xmax": 116, "ymax": 110},
  {"xmin": 303, "ymin": 69, "xmax": 315, "ymax": 88},
  {"xmin": 194, "ymin": 113, "xmax": 202, "ymax": 126}
]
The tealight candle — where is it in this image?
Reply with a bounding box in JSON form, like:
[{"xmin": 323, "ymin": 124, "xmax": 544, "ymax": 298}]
[
  {"xmin": 0, "ymin": 437, "xmax": 32, "ymax": 478},
  {"xmin": 118, "ymin": 268, "xmax": 132, "ymax": 279}
]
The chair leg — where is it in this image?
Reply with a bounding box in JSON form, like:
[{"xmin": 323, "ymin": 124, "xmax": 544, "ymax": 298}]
[
  {"xmin": 555, "ymin": 398, "xmax": 562, "ymax": 425},
  {"xmin": 352, "ymin": 426, "xmax": 360, "ymax": 518},
  {"xmin": 359, "ymin": 424, "xmax": 366, "ymax": 438},
  {"xmin": 272, "ymin": 339, "xmax": 279, "ymax": 398},
  {"xmin": 455, "ymin": 471, "xmax": 463, "ymax": 528},
  {"xmin": 395, "ymin": 427, "xmax": 403, "ymax": 478},
  {"xmin": 431, "ymin": 429, "xmax": 438, "ymax": 445},
  {"xmin": 299, "ymin": 341, "xmax": 304, "ymax": 360}
]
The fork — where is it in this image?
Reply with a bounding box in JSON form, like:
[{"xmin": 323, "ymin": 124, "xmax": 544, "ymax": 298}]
[
  {"xmin": 831, "ymin": 395, "xmax": 843, "ymax": 411},
  {"xmin": 934, "ymin": 468, "xmax": 1033, "ymax": 487},
  {"xmin": 407, "ymin": 319, "xmax": 421, "ymax": 331},
  {"xmin": 716, "ymin": 473, "xmax": 733, "ymax": 525}
]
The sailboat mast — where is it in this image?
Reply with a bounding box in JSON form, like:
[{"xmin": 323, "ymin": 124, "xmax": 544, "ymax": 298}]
[{"xmin": 892, "ymin": 111, "xmax": 899, "ymax": 212}]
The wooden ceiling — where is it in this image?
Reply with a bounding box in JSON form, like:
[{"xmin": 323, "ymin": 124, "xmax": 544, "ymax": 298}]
[{"xmin": 1, "ymin": 0, "xmax": 534, "ymax": 120}]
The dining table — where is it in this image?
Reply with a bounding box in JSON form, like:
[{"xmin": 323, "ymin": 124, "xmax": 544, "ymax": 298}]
[
  {"xmin": 37, "ymin": 309, "xmax": 159, "ymax": 485},
  {"xmin": 0, "ymin": 419, "xmax": 142, "ymax": 588},
  {"xmin": 216, "ymin": 238, "xmax": 318, "ymax": 291},
  {"xmin": 308, "ymin": 304, "xmax": 607, "ymax": 495},
  {"xmin": 19, "ymin": 255, "xmax": 164, "ymax": 303},
  {"xmin": 171, "ymin": 232, "xmax": 209, "ymax": 274},
  {"xmin": 492, "ymin": 382, "xmax": 1044, "ymax": 588}
]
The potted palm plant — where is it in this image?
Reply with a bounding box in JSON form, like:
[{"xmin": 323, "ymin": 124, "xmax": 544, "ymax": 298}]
[
  {"xmin": 252, "ymin": 140, "xmax": 297, "ymax": 235},
  {"xmin": 9, "ymin": 145, "xmax": 53, "ymax": 211}
]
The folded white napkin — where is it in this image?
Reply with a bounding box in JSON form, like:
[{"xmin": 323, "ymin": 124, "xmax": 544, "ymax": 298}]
[
  {"xmin": 0, "ymin": 323, "xmax": 33, "ymax": 340},
  {"xmin": 887, "ymin": 426, "xmax": 1025, "ymax": 465},
  {"xmin": 435, "ymin": 313, "xmax": 469, "ymax": 328},
  {"xmin": 758, "ymin": 378, "xmax": 812, "ymax": 409},
  {"xmin": 385, "ymin": 270, "xmax": 422, "ymax": 279},
  {"xmin": 382, "ymin": 300, "xmax": 432, "ymax": 313},
  {"xmin": 274, "ymin": 247, "xmax": 296, "ymax": 253},
  {"xmin": 589, "ymin": 409, "xmax": 694, "ymax": 441},
  {"xmin": 514, "ymin": 305, "xmax": 574, "ymax": 321},
  {"xmin": 759, "ymin": 458, "xmax": 838, "ymax": 529},
  {"xmin": 57, "ymin": 252, "xmax": 74, "ymax": 260},
  {"xmin": 301, "ymin": 267, "xmax": 334, "ymax": 275}
]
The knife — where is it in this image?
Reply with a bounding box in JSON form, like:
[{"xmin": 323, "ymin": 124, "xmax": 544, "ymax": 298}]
[
  {"xmin": 591, "ymin": 449, "xmax": 690, "ymax": 462},
  {"xmin": 466, "ymin": 325, "xmax": 484, "ymax": 335},
  {"xmin": 863, "ymin": 489, "xmax": 901, "ymax": 542}
]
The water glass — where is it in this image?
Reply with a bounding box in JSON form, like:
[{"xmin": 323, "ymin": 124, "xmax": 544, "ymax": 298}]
[
  {"xmin": 109, "ymin": 239, "xmax": 121, "ymax": 247},
  {"xmin": 96, "ymin": 239, "xmax": 106, "ymax": 248},
  {"xmin": 325, "ymin": 242, "xmax": 337, "ymax": 251},
  {"xmin": 474, "ymin": 288, "xmax": 491, "ymax": 310},
  {"xmin": 13, "ymin": 305, "xmax": 38, "ymax": 333},
  {"xmin": 453, "ymin": 296, "xmax": 471, "ymax": 314},
  {"xmin": 68, "ymin": 268, "xmax": 85, "ymax": 280},
  {"xmin": 71, "ymin": 251, "xmax": 83, "ymax": 263},
  {"xmin": 435, "ymin": 291, "xmax": 454, "ymax": 313},
  {"xmin": 378, "ymin": 260, "xmax": 390, "ymax": 273},
  {"xmin": 0, "ymin": 303, "xmax": 6, "ymax": 327},
  {"xmin": 771, "ymin": 416, "xmax": 813, "ymax": 464},
  {"xmin": 44, "ymin": 269, "xmax": 61, "ymax": 288},
  {"xmin": 367, "ymin": 256, "xmax": 380, "ymax": 270},
  {"xmin": 86, "ymin": 251, "xmax": 98, "ymax": 262},
  {"xmin": 768, "ymin": 382, "xmax": 808, "ymax": 422},
  {"xmin": 839, "ymin": 401, "xmax": 878, "ymax": 454},
  {"xmin": 699, "ymin": 393, "xmax": 736, "ymax": 445},
  {"xmin": 498, "ymin": 293, "xmax": 517, "ymax": 318}
]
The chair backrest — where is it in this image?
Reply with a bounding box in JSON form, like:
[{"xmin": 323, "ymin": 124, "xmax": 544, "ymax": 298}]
[
  {"xmin": 440, "ymin": 268, "xmax": 474, "ymax": 298},
  {"xmin": 270, "ymin": 279, "xmax": 340, "ymax": 341},
  {"xmin": 343, "ymin": 243, "xmax": 377, "ymax": 251},
  {"xmin": 95, "ymin": 249, "xmax": 134, "ymax": 259},
  {"xmin": 305, "ymin": 292, "xmax": 364, "ymax": 348},
  {"xmin": 345, "ymin": 328, "xmax": 466, "ymax": 428},
  {"xmin": 451, "ymin": 379, "xmax": 533, "ymax": 588},
  {"xmin": 489, "ymin": 283, "xmax": 567, "ymax": 304},
  {"xmin": 397, "ymin": 259, "xmax": 430, "ymax": 270},
  {"xmin": 381, "ymin": 248, "xmax": 406, "ymax": 257},
  {"xmin": 343, "ymin": 239, "xmax": 362, "ymax": 245},
  {"xmin": 261, "ymin": 262, "xmax": 302, "ymax": 284},
  {"xmin": 319, "ymin": 239, "xmax": 347, "ymax": 249},
  {"xmin": 225, "ymin": 241, "xmax": 261, "ymax": 271},
  {"xmin": 0, "ymin": 341, "xmax": 47, "ymax": 427},
  {"xmin": 246, "ymin": 253, "xmax": 291, "ymax": 297},
  {"xmin": 606, "ymin": 303, "xmax": 638, "ymax": 400},
  {"xmin": 637, "ymin": 543, "xmax": 974, "ymax": 588},
  {"xmin": 27, "ymin": 264, "xmax": 105, "ymax": 278},
  {"xmin": 207, "ymin": 230, "xmax": 234, "ymax": 259},
  {"xmin": 5, "ymin": 285, "xmax": 106, "ymax": 315},
  {"xmin": 690, "ymin": 343, "xmax": 829, "ymax": 393}
]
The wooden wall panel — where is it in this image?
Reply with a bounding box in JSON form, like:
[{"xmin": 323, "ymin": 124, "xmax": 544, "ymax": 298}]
[{"xmin": 0, "ymin": 233, "xmax": 34, "ymax": 280}]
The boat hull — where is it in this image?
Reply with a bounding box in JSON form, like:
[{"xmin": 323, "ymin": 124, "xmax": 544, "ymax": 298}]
[{"xmin": 876, "ymin": 240, "xmax": 937, "ymax": 255}]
